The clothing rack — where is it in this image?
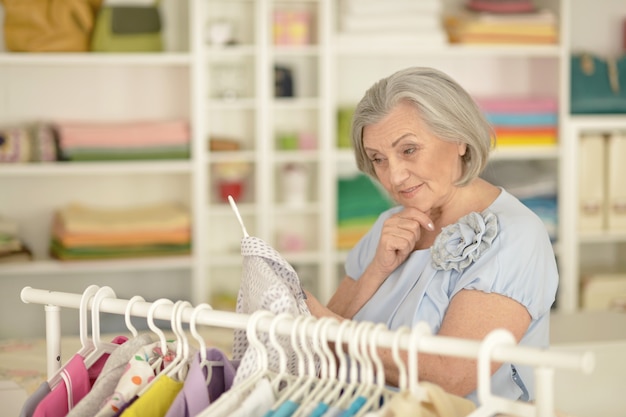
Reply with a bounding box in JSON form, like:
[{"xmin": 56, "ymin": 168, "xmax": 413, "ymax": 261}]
[{"xmin": 21, "ymin": 286, "xmax": 595, "ymax": 417}]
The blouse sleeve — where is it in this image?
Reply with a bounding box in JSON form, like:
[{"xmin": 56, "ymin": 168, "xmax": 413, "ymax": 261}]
[{"xmin": 450, "ymin": 211, "xmax": 558, "ymax": 320}]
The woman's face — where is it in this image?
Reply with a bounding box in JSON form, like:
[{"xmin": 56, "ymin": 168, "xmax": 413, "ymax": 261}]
[{"xmin": 362, "ymin": 101, "xmax": 467, "ymax": 213}]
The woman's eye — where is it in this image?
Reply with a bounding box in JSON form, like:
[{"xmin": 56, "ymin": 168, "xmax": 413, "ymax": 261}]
[{"xmin": 403, "ymin": 147, "xmax": 416, "ymax": 155}]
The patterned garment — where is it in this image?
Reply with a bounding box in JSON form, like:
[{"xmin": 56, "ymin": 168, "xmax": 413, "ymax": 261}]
[
  {"xmin": 232, "ymin": 236, "xmax": 311, "ymax": 385},
  {"xmin": 94, "ymin": 340, "xmax": 177, "ymax": 417}
]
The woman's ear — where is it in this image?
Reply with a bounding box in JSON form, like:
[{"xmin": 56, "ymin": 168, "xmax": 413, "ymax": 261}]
[{"xmin": 458, "ymin": 142, "xmax": 467, "ymax": 157}]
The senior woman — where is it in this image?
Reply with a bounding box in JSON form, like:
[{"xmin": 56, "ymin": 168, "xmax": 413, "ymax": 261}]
[{"xmin": 304, "ymin": 66, "xmax": 558, "ymax": 404}]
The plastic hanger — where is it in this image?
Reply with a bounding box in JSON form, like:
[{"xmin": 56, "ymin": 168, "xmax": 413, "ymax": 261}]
[
  {"xmin": 190, "ymin": 302, "xmax": 224, "ymax": 385},
  {"xmin": 391, "ymin": 326, "xmax": 411, "ymax": 392},
  {"xmin": 321, "ymin": 319, "xmax": 353, "ymax": 407},
  {"xmin": 167, "ymin": 300, "xmax": 193, "ymax": 381},
  {"xmin": 334, "ymin": 320, "xmax": 374, "ymax": 412},
  {"xmin": 266, "ymin": 315, "xmax": 311, "ymax": 412},
  {"xmin": 196, "ymin": 309, "xmax": 274, "ymax": 417},
  {"xmin": 83, "ymin": 286, "xmax": 120, "ymax": 369},
  {"xmin": 143, "ymin": 298, "xmax": 174, "ymax": 378},
  {"xmin": 407, "ymin": 321, "xmax": 431, "ymax": 402},
  {"xmin": 267, "ymin": 312, "xmax": 296, "ymax": 395},
  {"xmin": 77, "ymin": 284, "xmax": 100, "ymax": 358},
  {"xmin": 354, "ymin": 323, "xmax": 388, "ymax": 417},
  {"xmin": 47, "ymin": 284, "xmax": 99, "ymax": 388},
  {"xmin": 125, "ymin": 295, "xmax": 145, "ymax": 337},
  {"xmin": 466, "ymin": 329, "xmax": 535, "ymax": 417},
  {"xmin": 279, "ymin": 316, "xmax": 320, "ymax": 410},
  {"xmin": 228, "ymin": 195, "xmax": 249, "ymax": 237},
  {"xmin": 293, "ymin": 317, "xmax": 339, "ymax": 417}
]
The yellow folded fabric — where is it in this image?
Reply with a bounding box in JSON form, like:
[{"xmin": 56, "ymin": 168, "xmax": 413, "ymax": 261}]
[{"xmin": 57, "ymin": 202, "xmax": 190, "ymax": 234}]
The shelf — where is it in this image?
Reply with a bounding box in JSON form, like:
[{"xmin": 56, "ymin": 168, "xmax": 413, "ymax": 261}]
[
  {"xmin": 0, "ymin": 52, "xmax": 192, "ymax": 66},
  {"xmin": 490, "ymin": 146, "xmax": 560, "ymax": 160},
  {"xmin": 334, "ymin": 43, "xmax": 563, "ymax": 57},
  {"xmin": 0, "ymin": 256, "xmax": 193, "ymax": 277},
  {"xmin": 579, "ymin": 231, "xmax": 626, "ymax": 244},
  {"xmin": 0, "ymin": 161, "xmax": 193, "ymax": 177},
  {"xmin": 569, "ymin": 115, "xmax": 626, "ymax": 130}
]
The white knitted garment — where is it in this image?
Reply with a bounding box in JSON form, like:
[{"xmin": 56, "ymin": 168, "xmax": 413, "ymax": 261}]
[{"xmin": 232, "ymin": 236, "xmax": 311, "ymax": 385}]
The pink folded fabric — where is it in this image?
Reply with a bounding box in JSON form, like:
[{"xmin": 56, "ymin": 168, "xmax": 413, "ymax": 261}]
[
  {"xmin": 475, "ymin": 97, "xmax": 558, "ymax": 113},
  {"xmin": 55, "ymin": 120, "xmax": 190, "ymax": 148}
]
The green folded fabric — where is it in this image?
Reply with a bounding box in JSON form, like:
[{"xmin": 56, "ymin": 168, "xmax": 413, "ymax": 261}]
[
  {"xmin": 50, "ymin": 239, "xmax": 191, "ymax": 260},
  {"xmin": 91, "ymin": 6, "xmax": 163, "ymax": 52}
]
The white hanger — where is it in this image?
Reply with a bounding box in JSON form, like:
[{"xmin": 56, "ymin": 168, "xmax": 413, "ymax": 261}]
[
  {"xmin": 354, "ymin": 323, "xmax": 388, "ymax": 417},
  {"xmin": 321, "ymin": 319, "xmax": 352, "ymax": 407},
  {"xmin": 466, "ymin": 329, "xmax": 535, "ymax": 417},
  {"xmin": 407, "ymin": 321, "xmax": 431, "ymax": 402},
  {"xmin": 125, "ymin": 295, "xmax": 145, "ymax": 337},
  {"xmin": 279, "ymin": 316, "xmax": 320, "ymax": 409},
  {"xmin": 293, "ymin": 317, "xmax": 339, "ymax": 417},
  {"xmin": 334, "ymin": 321, "xmax": 374, "ymax": 412},
  {"xmin": 190, "ymin": 302, "xmax": 224, "ymax": 385},
  {"xmin": 264, "ymin": 314, "xmax": 315, "ymax": 414},
  {"xmin": 84, "ymin": 286, "xmax": 120, "ymax": 369},
  {"xmin": 168, "ymin": 300, "xmax": 193, "ymax": 381},
  {"xmin": 228, "ymin": 195, "xmax": 249, "ymax": 238},
  {"xmin": 267, "ymin": 313, "xmax": 296, "ymax": 395},
  {"xmin": 391, "ymin": 326, "xmax": 411, "ymax": 391},
  {"xmin": 77, "ymin": 284, "xmax": 100, "ymax": 358},
  {"xmin": 141, "ymin": 298, "xmax": 174, "ymax": 383},
  {"xmin": 329, "ymin": 320, "xmax": 365, "ymax": 410},
  {"xmin": 137, "ymin": 298, "xmax": 183, "ymax": 396},
  {"xmin": 196, "ymin": 309, "xmax": 274, "ymax": 417},
  {"xmin": 47, "ymin": 284, "xmax": 99, "ymax": 388}
]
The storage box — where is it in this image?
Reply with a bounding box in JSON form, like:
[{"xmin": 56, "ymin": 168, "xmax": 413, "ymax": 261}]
[{"xmin": 581, "ymin": 274, "xmax": 626, "ymax": 311}]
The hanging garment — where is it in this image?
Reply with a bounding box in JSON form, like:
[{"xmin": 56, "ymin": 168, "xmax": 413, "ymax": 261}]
[
  {"xmin": 66, "ymin": 333, "xmax": 153, "ymax": 417},
  {"xmin": 95, "ymin": 340, "xmax": 178, "ymax": 417},
  {"xmin": 119, "ymin": 375, "xmax": 183, "ymax": 417},
  {"xmin": 232, "ymin": 235, "xmax": 311, "ymax": 385},
  {"xmin": 368, "ymin": 383, "xmax": 476, "ymax": 417},
  {"xmin": 19, "ymin": 381, "xmax": 50, "ymax": 417},
  {"xmin": 32, "ymin": 336, "xmax": 127, "ymax": 417},
  {"xmin": 164, "ymin": 347, "xmax": 237, "ymax": 417},
  {"xmin": 227, "ymin": 377, "xmax": 275, "ymax": 417}
]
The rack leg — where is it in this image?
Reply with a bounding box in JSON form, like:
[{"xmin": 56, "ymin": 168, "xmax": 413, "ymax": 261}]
[
  {"xmin": 45, "ymin": 304, "xmax": 61, "ymax": 379},
  {"xmin": 535, "ymin": 366, "xmax": 555, "ymax": 417}
]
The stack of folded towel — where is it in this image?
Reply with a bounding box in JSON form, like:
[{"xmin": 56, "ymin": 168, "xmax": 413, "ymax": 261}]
[
  {"xmin": 445, "ymin": 6, "xmax": 558, "ymax": 45},
  {"xmin": 0, "ymin": 217, "xmax": 32, "ymax": 263},
  {"xmin": 54, "ymin": 119, "xmax": 190, "ymax": 161},
  {"xmin": 50, "ymin": 202, "xmax": 192, "ymax": 261},
  {"xmin": 336, "ymin": 174, "xmax": 393, "ymax": 251},
  {"xmin": 336, "ymin": 0, "xmax": 447, "ymax": 48},
  {"xmin": 476, "ymin": 97, "xmax": 558, "ymax": 147}
]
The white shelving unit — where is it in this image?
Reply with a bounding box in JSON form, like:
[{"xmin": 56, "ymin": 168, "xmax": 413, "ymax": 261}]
[{"xmin": 1, "ymin": 0, "xmax": 624, "ymax": 337}]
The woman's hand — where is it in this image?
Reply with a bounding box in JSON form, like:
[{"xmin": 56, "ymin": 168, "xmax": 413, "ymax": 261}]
[
  {"xmin": 372, "ymin": 207, "xmax": 434, "ymax": 277},
  {"xmin": 304, "ymin": 290, "xmax": 344, "ymax": 321}
]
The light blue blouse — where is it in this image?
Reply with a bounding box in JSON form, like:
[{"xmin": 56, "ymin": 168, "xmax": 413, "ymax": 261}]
[{"xmin": 346, "ymin": 188, "xmax": 558, "ymax": 404}]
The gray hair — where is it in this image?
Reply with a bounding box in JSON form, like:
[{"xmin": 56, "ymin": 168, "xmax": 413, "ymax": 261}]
[{"xmin": 351, "ymin": 66, "xmax": 495, "ymax": 186}]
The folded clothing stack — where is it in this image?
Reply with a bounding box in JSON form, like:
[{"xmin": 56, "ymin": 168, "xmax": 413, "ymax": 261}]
[
  {"xmin": 336, "ymin": 174, "xmax": 393, "ymax": 251},
  {"xmin": 476, "ymin": 97, "xmax": 559, "ymax": 147},
  {"xmin": 0, "ymin": 123, "xmax": 57, "ymax": 163},
  {"xmin": 445, "ymin": 3, "xmax": 558, "ymax": 45},
  {"xmin": 50, "ymin": 202, "xmax": 192, "ymax": 261},
  {"xmin": 54, "ymin": 119, "xmax": 190, "ymax": 161},
  {"xmin": 0, "ymin": 217, "xmax": 33, "ymax": 263},
  {"xmin": 336, "ymin": 0, "xmax": 447, "ymax": 48}
]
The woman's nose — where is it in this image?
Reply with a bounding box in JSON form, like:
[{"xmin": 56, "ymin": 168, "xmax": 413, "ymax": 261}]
[{"xmin": 388, "ymin": 159, "xmax": 409, "ymax": 185}]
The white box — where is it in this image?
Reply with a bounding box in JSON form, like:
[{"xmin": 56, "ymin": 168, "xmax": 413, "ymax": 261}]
[
  {"xmin": 578, "ymin": 133, "xmax": 607, "ymax": 231},
  {"xmin": 607, "ymin": 131, "xmax": 626, "ymax": 231},
  {"xmin": 581, "ymin": 274, "xmax": 626, "ymax": 311}
]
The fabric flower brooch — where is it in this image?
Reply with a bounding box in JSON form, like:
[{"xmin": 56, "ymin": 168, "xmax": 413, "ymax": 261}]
[{"xmin": 431, "ymin": 210, "xmax": 498, "ymax": 272}]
